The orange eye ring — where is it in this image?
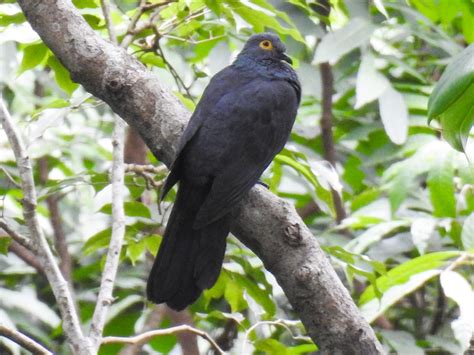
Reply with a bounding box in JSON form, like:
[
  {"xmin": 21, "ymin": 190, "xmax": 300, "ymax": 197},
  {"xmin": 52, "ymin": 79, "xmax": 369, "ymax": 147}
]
[{"xmin": 259, "ymin": 40, "xmax": 273, "ymax": 51}]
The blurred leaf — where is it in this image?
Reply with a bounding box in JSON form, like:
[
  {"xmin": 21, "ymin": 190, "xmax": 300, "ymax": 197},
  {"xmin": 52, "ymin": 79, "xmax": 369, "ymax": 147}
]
[
  {"xmin": 360, "ymin": 251, "xmax": 460, "ymax": 305},
  {"xmin": 461, "ymin": 213, "xmax": 474, "ymax": 250},
  {"xmin": 127, "ymin": 239, "xmax": 146, "ymax": 265},
  {"xmin": 83, "ymin": 228, "xmax": 112, "ymax": 256},
  {"xmin": 410, "ymin": 217, "xmax": 436, "ymax": 255},
  {"xmin": 346, "ymin": 220, "xmax": 409, "ymax": 254},
  {"xmin": 381, "ymin": 330, "xmax": 424, "ymax": 355},
  {"xmin": 233, "ymin": 272, "xmax": 276, "ymax": 316},
  {"xmin": 18, "ymin": 42, "xmax": 48, "ymax": 74},
  {"xmin": 440, "ymin": 270, "xmax": 474, "ymax": 352},
  {"xmin": 355, "ymin": 52, "xmax": 389, "ymax": 109},
  {"xmin": 313, "ymin": 18, "xmax": 375, "ymax": 65},
  {"xmin": 0, "ymin": 235, "xmax": 11, "ymax": 255},
  {"xmin": 0, "ymin": 288, "xmax": 61, "ymax": 328},
  {"xmin": 99, "ymin": 201, "xmax": 151, "ymax": 218},
  {"xmin": 428, "ymin": 43, "xmax": 474, "ymax": 151},
  {"xmin": 361, "ymin": 269, "xmax": 441, "ymax": 323},
  {"xmin": 378, "ymin": 85, "xmax": 408, "ymax": 145},
  {"xmin": 427, "ymin": 152, "xmax": 456, "ymax": 217},
  {"xmin": 226, "ymin": 0, "xmax": 304, "ymax": 42},
  {"xmin": 144, "ymin": 234, "xmax": 162, "ymax": 257},
  {"xmin": 275, "ymin": 153, "xmax": 335, "ymax": 216},
  {"xmin": 72, "ymin": 0, "xmax": 99, "ymax": 8},
  {"xmin": 254, "ymin": 338, "xmax": 288, "ymax": 354},
  {"xmin": 47, "ymin": 56, "xmax": 79, "ymax": 96}
]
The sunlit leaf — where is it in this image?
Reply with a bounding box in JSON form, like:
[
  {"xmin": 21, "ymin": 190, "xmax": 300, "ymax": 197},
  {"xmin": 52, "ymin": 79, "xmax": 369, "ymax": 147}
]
[
  {"xmin": 428, "ymin": 43, "xmax": 474, "ymax": 151},
  {"xmin": 313, "ymin": 18, "xmax": 375, "ymax": 65}
]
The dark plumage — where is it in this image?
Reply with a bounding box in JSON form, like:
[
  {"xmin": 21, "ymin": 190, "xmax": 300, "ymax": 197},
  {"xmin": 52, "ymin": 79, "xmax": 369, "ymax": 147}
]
[{"xmin": 146, "ymin": 33, "xmax": 301, "ymax": 310}]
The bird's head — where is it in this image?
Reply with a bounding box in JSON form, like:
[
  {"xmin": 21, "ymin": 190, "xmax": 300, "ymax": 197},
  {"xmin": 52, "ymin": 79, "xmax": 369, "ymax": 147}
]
[{"xmin": 237, "ymin": 33, "xmax": 293, "ymax": 65}]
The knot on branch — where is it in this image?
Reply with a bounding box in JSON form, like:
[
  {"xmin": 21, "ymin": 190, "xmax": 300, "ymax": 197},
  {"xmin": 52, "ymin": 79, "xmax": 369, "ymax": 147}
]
[
  {"xmin": 295, "ymin": 264, "xmax": 317, "ymax": 287},
  {"xmin": 284, "ymin": 222, "xmax": 303, "ymax": 246}
]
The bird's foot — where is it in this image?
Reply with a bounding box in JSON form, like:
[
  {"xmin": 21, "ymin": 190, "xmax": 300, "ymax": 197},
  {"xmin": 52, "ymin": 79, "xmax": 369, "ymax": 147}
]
[{"xmin": 256, "ymin": 180, "xmax": 269, "ymax": 189}]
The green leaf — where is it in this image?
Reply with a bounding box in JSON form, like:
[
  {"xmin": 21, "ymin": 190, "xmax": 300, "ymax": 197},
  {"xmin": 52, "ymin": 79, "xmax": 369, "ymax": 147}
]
[
  {"xmin": 47, "ymin": 56, "xmax": 79, "ymax": 96},
  {"xmin": 427, "ymin": 152, "xmax": 456, "ymax": 217},
  {"xmin": 359, "ymin": 251, "xmax": 460, "ymax": 305},
  {"xmin": 313, "ymin": 18, "xmax": 376, "ymax": 65},
  {"xmin": 274, "ymin": 154, "xmax": 335, "ymax": 216},
  {"xmin": 254, "ymin": 339, "xmax": 288, "ymax": 354},
  {"xmin": 428, "ymin": 43, "xmax": 474, "ymax": 151},
  {"xmin": 83, "ymin": 228, "xmax": 112, "ymax": 256},
  {"xmin": 18, "ymin": 42, "xmax": 49, "ymax": 74},
  {"xmin": 144, "ymin": 234, "xmax": 162, "ymax": 256},
  {"xmin": 99, "ymin": 201, "xmax": 151, "ymax": 218},
  {"xmin": 233, "ymin": 273, "xmax": 276, "ymax": 316},
  {"xmin": 0, "ymin": 12, "xmax": 25, "ymax": 26},
  {"xmin": 72, "ymin": 0, "xmax": 99, "ymax": 8},
  {"xmin": 139, "ymin": 53, "xmax": 165, "ymax": 68},
  {"xmin": 461, "ymin": 213, "xmax": 474, "ymax": 250},
  {"xmin": 224, "ymin": 276, "xmax": 247, "ymax": 313},
  {"xmin": 226, "ymin": 0, "xmax": 304, "ymax": 42},
  {"xmin": 127, "ymin": 239, "xmax": 145, "ymax": 265},
  {"xmin": 0, "ymin": 235, "xmax": 12, "ymax": 255}
]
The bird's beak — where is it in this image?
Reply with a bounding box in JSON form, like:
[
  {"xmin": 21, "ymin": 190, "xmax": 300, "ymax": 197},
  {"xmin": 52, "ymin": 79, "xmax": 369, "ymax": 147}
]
[{"xmin": 280, "ymin": 53, "xmax": 293, "ymax": 65}]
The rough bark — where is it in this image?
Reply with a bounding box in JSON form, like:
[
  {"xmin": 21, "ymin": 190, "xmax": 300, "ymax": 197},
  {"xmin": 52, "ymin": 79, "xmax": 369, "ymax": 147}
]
[{"xmin": 17, "ymin": 1, "xmax": 384, "ymax": 353}]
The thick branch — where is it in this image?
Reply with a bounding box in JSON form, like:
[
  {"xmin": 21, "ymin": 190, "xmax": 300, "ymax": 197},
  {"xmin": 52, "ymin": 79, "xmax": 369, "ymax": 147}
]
[
  {"xmin": 0, "ymin": 97, "xmax": 92, "ymax": 354},
  {"xmin": 0, "ymin": 324, "xmax": 52, "ymax": 355},
  {"xmin": 17, "ymin": 1, "xmax": 383, "ymax": 353}
]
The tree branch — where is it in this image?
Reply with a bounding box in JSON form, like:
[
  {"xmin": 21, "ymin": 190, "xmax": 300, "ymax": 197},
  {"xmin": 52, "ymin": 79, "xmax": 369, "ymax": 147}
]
[
  {"xmin": 0, "ymin": 324, "xmax": 52, "ymax": 355},
  {"xmin": 8, "ymin": 239, "xmax": 46, "ymax": 276},
  {"xmin": 16, "ymin": 1, "xmax": 383, "ymax": 353},
  {"xmin": 0, "ymin": 97, "xmax": 92, "ymax": 354},
  {"xmin": 89, "ymin": 118, "xmax": 126, "ymax": 351},
  {"xmin": 102, "ymin": 325, "xmax": 224, "ymax": 354}
]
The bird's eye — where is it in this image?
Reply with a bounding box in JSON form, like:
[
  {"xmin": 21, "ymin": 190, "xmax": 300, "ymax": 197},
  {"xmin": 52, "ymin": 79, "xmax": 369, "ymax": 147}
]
[{"xmin": 259, "ymin": 40, "xmax": 273, "ymax": 51}]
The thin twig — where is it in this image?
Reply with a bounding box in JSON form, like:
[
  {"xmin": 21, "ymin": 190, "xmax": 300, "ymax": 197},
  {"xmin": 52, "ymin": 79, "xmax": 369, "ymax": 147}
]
[
  {"xmin": 102, "ymin": 325, "xmax": 225, "ymax": 354},
  {"xmin": 0, "ymin": 166, "xmax": 21, "ymax": 188},
  {"xmin": 8, "ymin": 239, "xmax": 46, "ymax": 276},
  {"xmin": 38, "ymin": 158, "xmax": 73, "ymax": 282},
  {"xmin": 100, "ymin": 0, "xmax": 117, "ymax": 44},
  {"xmin": 89, "ymin": 117, "xmax": 126, "ymax": 351},
  {"xmin": 0, "ymin": 96, "xmax": 91, "ymax": 353},
  {"xmin": 0, "ymin": 324, "xmax": 52, "ymax": 355}
]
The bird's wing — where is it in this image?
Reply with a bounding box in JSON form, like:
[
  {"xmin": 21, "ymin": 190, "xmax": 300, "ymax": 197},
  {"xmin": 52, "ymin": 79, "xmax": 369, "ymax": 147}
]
[
  {"xmin": 193, "ymin": 79, "xmax": 299, "ymax": 228},
  {"xmin": 160, "ymin": 66, "xmax": 247, "ymax": 200}
]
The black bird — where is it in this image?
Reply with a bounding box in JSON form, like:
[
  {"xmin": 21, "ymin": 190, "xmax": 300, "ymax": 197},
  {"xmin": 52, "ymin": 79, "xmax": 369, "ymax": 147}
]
[{"xmin": 147, "ymin": 33, "xmax": 301, "ymax": 310}]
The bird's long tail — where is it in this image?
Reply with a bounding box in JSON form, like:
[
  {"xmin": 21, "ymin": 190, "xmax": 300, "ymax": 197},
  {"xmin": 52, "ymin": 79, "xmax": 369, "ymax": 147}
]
[{"xmin": 146, "ymin": 180, "xmax": 230, "ymax": 310}]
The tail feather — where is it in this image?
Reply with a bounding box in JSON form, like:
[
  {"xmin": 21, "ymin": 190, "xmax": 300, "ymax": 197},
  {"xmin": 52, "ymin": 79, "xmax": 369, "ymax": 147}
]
[{"xmin": 146, "ymin": 180, "xmax": 230, "ymax": 310}]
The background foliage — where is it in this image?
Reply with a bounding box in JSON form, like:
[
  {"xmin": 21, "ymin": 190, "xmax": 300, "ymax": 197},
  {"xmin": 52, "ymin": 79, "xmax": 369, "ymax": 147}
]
[{"xmin": 0, "ymin": 0, "xmax": 473, "ymax": 353}]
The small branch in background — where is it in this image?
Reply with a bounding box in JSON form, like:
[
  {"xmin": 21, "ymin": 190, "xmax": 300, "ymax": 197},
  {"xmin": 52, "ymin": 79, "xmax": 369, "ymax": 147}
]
[
  {"xmin": 119, "ymin": 305, "xmax": 166, "ymax": 355},
  {"xmin": 38, "ymin": 158, "xmax": 73, "ymax": 282},
  {"xmin": 102, "ymin": 325, "xmax": 224, "ymax": 354},
  {"xmin": 319, "ymin": 61, "xmax": 346, "ymax": 224},
  {"xmin": 0, "ymin": 97, "xmax": 91, "ymax": 353},
  {"xmin": 214, "ymin": 318, "xmax": 239, "ymax": 353},
  {"xmin": 0, "ymin": 219, "xmax": 33, "ymax": 249},
  {"xmin": 430, "ymin": 279, "xmax": 445, "ymax": 334},
  {"xmin": 164, "ymin": 308, "xmax": 200, "ymax": 355},
  {"xmin": 312, "ymin": 0, "xmax": 346, "ymax": 224},
  {"xmin": 100, "ymin": 0, "xmax": 117, "ymax": 44},
  {"xmin": 88, "ymin": 117, "xmax": 127, "ymax": 350},
  {"xmin": 89, "ymin": 3, "xmax": 128, "ymax": 351},
  {"xmin": 8, "ymin": 240, "xmax": 46, "ymax": 277},
  {"xmin": 0, "ymin": 324, "xmax": 52, "ymax": 355}
]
